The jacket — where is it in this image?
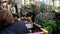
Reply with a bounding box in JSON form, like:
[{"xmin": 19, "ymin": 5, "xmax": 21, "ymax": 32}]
[{"xmin": 0, "ymin": 20, "xmax": 30, "ymax": 34}]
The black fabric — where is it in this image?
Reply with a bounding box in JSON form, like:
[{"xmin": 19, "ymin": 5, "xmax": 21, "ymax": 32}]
[{"xmin": 0, "ymin": 20, "xmax": 30, "ymax": 34}]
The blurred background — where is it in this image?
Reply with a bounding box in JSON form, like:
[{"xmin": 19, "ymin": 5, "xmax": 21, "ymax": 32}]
[{"xmin": 0, "ymin": 0, "xmax": 60, "ymax": 34}]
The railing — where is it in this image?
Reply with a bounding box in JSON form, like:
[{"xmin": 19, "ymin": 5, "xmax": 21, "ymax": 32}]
[
  {"xmin": 33, "ymin": 23, "xmax": 48, "ymax": 34},
  {"xmin": 17, "ymin": 18, "xmax": 48, "ymax": 34},
  {"xmin": 26, "ymin": 23, "xmax": 48, "ymax": 34}
]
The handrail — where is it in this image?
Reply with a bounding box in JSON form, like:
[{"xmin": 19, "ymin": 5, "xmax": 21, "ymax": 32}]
[
  {"xmin": 33, "ymin": 23, "xmax": 41, "ymax": 28},
  {"xmin": 40, "ymin": 28, "xmax": 48, "ymax": 34},
  {"xmin": 33, "ymin": 23, "xmax": 48, "ymax": 34}
]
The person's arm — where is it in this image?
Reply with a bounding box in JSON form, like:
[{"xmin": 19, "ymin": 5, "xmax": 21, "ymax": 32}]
[
  {"xmin": 20, "ymin": 20, "xmax": 30, "ymax": 33},
  {"xmin": 0, "ymin": 21, "xmax": 30, "ymax": 34}
]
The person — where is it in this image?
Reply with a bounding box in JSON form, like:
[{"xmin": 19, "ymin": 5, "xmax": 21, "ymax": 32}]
[
  {"xmin": 0, "ymin": 7, "xmax": 30, "ymax": 34},
  {"xmin": 14, "ymin": 3, "xmax": 18, "ymax": 16}
]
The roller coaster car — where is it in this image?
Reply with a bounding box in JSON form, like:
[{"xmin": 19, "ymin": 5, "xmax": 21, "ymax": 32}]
[
  {"xmin": 17, "ymin": 18, "xmax": 48, "ymax": 34},
  {"xmin": 26, "ymin": 23, "xmax": 48, "ymax": 34}
]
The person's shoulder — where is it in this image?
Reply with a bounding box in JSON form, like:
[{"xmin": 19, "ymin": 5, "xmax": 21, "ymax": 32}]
[
  {"xmin": 14, "ymin": 20, "xmax": 26, "ymax": 28},
  {"xmin": 7, "ymin": 20, "xmax": 25, "ymax": 29}
]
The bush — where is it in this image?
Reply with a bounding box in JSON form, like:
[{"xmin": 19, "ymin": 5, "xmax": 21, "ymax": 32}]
[
  {"xmin": 42, "ymin": 20, "xmax": 57, "ymax": 34},
  {"xmin": 40, "ymin": 2, "xmax": 47, "ymax": 11},
  {"xmin": 22, "ymin": 3, "xmax": 36, "ymax": 10},
  {"xmin": 56, "ymin": 7, "xmax": 60, "ymax": 12},
  {"xmin": 55, "ymin": 20, "xmax": 60, "ymax": 34}
]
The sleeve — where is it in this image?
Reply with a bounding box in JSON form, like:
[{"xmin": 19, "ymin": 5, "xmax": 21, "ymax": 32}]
[
  {"xmin": 15, "ymin": 21, "xmax": 30, "ymax": 34},
  {"xmin": 0, "ymin": 21, "xmax": 30, "ymax": 34},
  {"xmin": 20, "ymin": 21, "xmax": 30, "ymax": 33}
]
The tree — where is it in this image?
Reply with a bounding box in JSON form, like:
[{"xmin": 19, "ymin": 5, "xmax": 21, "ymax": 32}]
[
  {"xmin": 40, "ymin": 1, "xmax": 47, "ymax": 11},
  {"xmin": 52, "ymin": 0, "xmax": 55, "ymax": 7},
  {"xmin": 52, "ymin": 0, "xmax": 55, "ymax": 10}
]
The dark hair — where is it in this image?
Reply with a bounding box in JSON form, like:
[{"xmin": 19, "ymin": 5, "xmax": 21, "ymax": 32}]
[{"xmin": 0, "ymin": 7, "xmax": 15, "ymax": 31}]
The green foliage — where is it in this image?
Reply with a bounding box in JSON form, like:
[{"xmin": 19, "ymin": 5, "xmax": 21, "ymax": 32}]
[
  {"xmin": 40, "ymin": 2, "xmax": 47, "ymax": 11},
  {"xmin": 30, "ymin": 3, "xmax": 36, "ymax": 10},
  {"xmin": 42, "ymin": 20, "xmax": 57, "ymax": 34},
  {"xmin": 21, "ymin": 3, "xmax": 36, "ymax": 16},
  {"xmin": 56, "ymin": 7, "xmax": 60, "ymax": 11},
  {"xmin": 47, "ymin": 5, "xmax": 51, "ymax": 11},
  {"xmin": 22, "ymin": 3, "xmax": 36, "ymax": 10},
  {"xmin": 56, "ymin": 20, "xmax": 60, "ymax": 34},
  {"xmin": 52, "ymin": 0, "xmax": 54, "ymax": 2}
]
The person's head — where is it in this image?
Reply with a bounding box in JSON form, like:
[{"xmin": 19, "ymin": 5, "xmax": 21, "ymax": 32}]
[{"xmin": 0, "ymin": 7, "xmax": 14, "ymax": 27}]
